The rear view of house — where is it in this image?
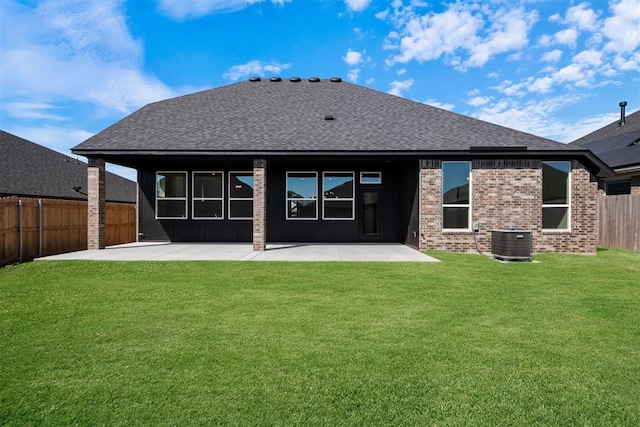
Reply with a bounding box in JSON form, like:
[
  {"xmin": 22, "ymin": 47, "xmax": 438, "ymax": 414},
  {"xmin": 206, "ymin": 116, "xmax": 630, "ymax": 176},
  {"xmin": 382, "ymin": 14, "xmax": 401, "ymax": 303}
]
[{"xmin": 72, "ymin": 77, "xmax": 611, "ymax": 254}]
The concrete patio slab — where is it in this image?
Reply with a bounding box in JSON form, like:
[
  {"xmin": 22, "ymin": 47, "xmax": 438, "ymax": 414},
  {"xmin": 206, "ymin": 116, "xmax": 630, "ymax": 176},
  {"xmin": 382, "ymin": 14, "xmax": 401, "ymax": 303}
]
[{"xmin": 37, "ymin": 242, "xmax": 439, "ymax": 262}]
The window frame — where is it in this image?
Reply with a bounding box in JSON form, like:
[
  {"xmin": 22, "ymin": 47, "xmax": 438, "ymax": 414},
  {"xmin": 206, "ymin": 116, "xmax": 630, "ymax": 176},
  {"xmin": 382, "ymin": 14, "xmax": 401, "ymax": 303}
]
[
  {"xmin": 228, "ymin": 171, "xmax": 254, "ymax": 220},
  {"xmin": 542, "ymin": 161, "xmax": 571, "ymax": 231},
  {"xmin": 442, "ymin": 161, "xmax": 472, "ymax": 231},
  {"xmin": 286, "ymin": 171, "xmax": 318, "ymax": 220},
  {"xmin": 192, "ymin": 171, "xmax": 224, "ymax": 220},
  {"xmin": 360, "ymin": 171, "xmax": 382, "ymax": 185},
  {"xmin": 323, "ymin": 171, "xmax": 355, "ymax": 220},
  {"xmin": 155, "ymin": 171, "xmax": 188, "ymax": 220}
]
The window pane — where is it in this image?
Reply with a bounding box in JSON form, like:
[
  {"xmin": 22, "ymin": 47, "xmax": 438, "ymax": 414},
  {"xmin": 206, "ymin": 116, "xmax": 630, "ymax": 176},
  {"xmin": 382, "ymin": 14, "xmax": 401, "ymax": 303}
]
[
  {"xmin": 288, "ymin": 200, "xmax": 317, "ymax": 219},
  {"xmin": 543, "ymin": 161, "xmax": 570, "ymax": 204},
  {"xmin": 362, "ymin": 192, "xmax": 378, "ymax": 235},
  {"xmin": 443, "ymin": 162, "xmax": 470, "ymax": 204},
  {"xmin": 229, "ymin": 200, "xmax": 253, "ymax": 218},
  {"xmin": 324, "ymin": 173, "xmax": 354, "ymax": 198},
  {"xmin": 193, "ymin": 200, "xmax": 223, "ymax": 218},
  {"xmin": 229, "ymin": 173, "xmax": 253, "ymax": 199},
  {"xmin": 605, "ymin": 180, "xmax": 631, "ymax": 195},
  {"xmin": 194, "ymin": 173, "xmax": 222, "ymax": 199},
  {"xmin": 443, "ymin": 207, "xmax": 469, "ymax": 229},
  {"xmin": 360, "ymin": 172, "xmax": 382, "ymax": 184},
  {"xmin": 157, "ymin": 200, "xmax": 186, "ymax": 218},
  {"xmin": 157, "ymin": 173, "xmax": 186, "ymax": 198},
  {"xmin": 287, "ymin": 173, "xmax": 317, "ymax": 199},
  {"xmin": 324, "ymin": 200, "xmax": 353, "ymax": 219},
  {"xmin": 543, "ymin": 207, "xmax": 568, "ymax": 229}
]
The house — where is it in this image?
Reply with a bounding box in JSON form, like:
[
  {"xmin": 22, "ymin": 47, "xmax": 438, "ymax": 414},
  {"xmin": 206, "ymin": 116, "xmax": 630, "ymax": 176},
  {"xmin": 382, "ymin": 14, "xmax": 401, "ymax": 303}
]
[
  {"xmin": 570, "ymin": 103, "xmax": 640, "ymax": 195},
  {"xmin": 1, "ymin": 130, "xmax": 136, "ymax": 203},
  {"xmin": 71, "ymin": 77, "xmax": 612, "ymax": 254}
]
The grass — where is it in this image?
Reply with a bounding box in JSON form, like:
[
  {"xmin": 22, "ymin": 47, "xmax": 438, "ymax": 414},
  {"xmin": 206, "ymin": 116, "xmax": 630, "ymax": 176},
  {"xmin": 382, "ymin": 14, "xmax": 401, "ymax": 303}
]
[{"xmin": 1, "ymin": 249, "xmax": 639, "ymax": 426}]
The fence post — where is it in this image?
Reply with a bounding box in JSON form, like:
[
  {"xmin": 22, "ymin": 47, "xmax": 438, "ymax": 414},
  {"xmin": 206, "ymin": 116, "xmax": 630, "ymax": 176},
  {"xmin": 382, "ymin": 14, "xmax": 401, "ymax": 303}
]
[
  {"xmin": 18, "ymin": 199, "xmax": 23, "ymax": 263},
  {"xmin": 38, "ymin": 198, "xmax": 43, "ymax": 258}
]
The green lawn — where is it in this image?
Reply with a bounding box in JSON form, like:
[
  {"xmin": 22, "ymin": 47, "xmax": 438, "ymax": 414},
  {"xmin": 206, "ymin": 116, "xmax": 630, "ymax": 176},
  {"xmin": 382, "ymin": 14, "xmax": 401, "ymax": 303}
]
[{"xmin": 1, "ymin": 249, "xmax": 639, "ymax": 426}]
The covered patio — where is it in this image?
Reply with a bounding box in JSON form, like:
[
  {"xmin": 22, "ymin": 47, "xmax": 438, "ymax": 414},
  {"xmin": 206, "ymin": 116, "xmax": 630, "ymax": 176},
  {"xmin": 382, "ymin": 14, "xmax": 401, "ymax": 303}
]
[{"xmin": 37, "ymin": 242, "xmax": 439, "ymax": 262}]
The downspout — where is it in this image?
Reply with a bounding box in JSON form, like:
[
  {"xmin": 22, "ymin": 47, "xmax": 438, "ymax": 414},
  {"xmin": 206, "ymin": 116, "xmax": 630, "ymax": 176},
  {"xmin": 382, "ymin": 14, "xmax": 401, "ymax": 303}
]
[
  {"xmin": 38, "ymin": 198, "xmax": 43, "ymax": 258},
  {"xmin": 18, "ymin": 199, "xmax": 23, "ymax": 263}
]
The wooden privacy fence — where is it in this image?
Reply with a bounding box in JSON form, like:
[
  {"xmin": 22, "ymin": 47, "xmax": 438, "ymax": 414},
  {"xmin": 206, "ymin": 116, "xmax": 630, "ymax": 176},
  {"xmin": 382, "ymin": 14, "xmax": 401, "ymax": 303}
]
[
  {"xmin": 598, "ymin": 194, "xmax": 640, "ymax": 252},
  {"xmin": 0, "ymin": 197, "xmax": 136, "ymax": 266}
]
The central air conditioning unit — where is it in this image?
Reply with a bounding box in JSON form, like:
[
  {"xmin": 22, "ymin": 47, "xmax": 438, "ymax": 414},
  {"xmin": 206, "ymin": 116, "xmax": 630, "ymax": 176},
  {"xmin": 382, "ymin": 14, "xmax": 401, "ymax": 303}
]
[{"xmin": 491, "ymin": 229, "xmax": 532, "ymax": 261}]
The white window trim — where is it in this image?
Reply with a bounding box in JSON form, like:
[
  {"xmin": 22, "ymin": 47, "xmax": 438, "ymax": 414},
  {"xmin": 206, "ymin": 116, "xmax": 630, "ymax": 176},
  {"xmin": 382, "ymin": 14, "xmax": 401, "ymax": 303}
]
[
  {"xmin": 286, "ymin": 171, "xmax": 318, "ymax": 220},
  {"xmin": 192, "ymin": 171, "xmax": 224, "ymax": 220},
  {"xmin": 228, "ymin": 171, "xmax": 254, "ymax": 220},
  {"xmin": 156, "ymin": 171, "xmax": 188, "ymax": 220},
  {"xmin": 323, "ymin": 171, "xmax": 355, "ymax": 220},
  {"xmin": 542, "ymin": 162, "xmax": 571, "ymax": 232},
  {"xmin": 360, "ymin": 171, "xmax": 382, "ymax": 185},
  {"xmin": 442, "ymin": 162, "xmax": 472, "ymax": 232}
]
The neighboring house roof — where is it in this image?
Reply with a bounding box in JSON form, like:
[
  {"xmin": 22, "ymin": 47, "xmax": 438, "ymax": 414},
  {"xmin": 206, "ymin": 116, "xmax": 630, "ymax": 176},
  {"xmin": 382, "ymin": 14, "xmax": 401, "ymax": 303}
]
[
  {"xmin": 0, "ymin": 130, "xmax": 136, "ymax": 202},
  {"xmin": 72, "ymin": 78, "xmax": 611, "ymax": 177},
  {"xmin": 571, "ymin": 110, "xmax": 640, "ymax": 172}
]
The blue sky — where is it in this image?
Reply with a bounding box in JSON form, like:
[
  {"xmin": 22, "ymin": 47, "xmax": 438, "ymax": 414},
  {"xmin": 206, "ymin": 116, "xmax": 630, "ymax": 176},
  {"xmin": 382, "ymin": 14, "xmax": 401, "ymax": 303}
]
[{"xmin": 1, "ymin": 0, "xmax": 639, "ymax": 181}]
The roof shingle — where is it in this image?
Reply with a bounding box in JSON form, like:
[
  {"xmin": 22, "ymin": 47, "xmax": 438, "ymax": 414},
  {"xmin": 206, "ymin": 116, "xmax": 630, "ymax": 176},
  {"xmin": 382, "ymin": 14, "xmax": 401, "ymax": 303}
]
[
  {"xmin": 1, "ymin": 130, "xmax": 136, "ymax": 202},
  {"xmin": 73, "ymin": 79, "xmax": 574, "ymax": 155}
]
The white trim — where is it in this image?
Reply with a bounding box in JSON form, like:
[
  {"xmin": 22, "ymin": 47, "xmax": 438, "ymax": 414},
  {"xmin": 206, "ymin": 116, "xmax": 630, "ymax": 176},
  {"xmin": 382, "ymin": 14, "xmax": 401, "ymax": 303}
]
[
  {"xmin": 286, "ymin": 171, "xmax": 318, "ymax": 220},
  {"xmin": 542, "ymin": 161, "xmax": 571, "ymax": 231},
  {"xmin": 228, "ymin": 171, "xmax": 254, "ymax": 220},
  {"xmin": 192, "ymin": 171, "xmax": 224, "ymax": 220},
  {"xmin": 442, "ymin": 161, "xmax": 472, "ymax": 231},
  {"xmin": 360, "ymin": 171, "xmax": 382, "ymax": 185},
  {"xmin": 322, "ymin": 171, "xmax": 355, "ymax": 220},
  {"xmin": 155, "ymin": 171, "xmax": 188, "ymax": 220}
]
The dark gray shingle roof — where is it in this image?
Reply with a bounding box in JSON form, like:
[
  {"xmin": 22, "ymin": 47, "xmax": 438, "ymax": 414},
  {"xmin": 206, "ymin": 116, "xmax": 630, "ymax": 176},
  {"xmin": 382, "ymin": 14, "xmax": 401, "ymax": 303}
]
[
  {"xmin": 570, "ymin": 109, "xmax": 640, "ymax": 171},
  {"xmin": 1, "ymin": 130, "xmax": 136, "ymax": 202},
  {"xmin": 73, "ymin": 79, "xmax": 573, "ymax": 155},
  {"xmin": 571, "ymin": 110, "xmax": 640, "ymax": 147}
]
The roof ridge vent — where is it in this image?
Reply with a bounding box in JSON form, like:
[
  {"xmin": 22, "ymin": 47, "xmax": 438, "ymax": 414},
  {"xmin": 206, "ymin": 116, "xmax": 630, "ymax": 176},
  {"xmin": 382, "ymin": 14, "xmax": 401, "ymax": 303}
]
[
  {"xmin": 330, "ymin": 77, "xmax": 342, "ymax": 82},
  {"xmin": 270, "ymin": 76, "xmax": 282, "ymax": 82},
  {"xmin": 249, "ymin": 77, "xmax": 261, "ymax": 82},
  {"xmin": 309, "ymin": 77, "xmax": 321, "ymax": 82},
  {"xmin": 289, "ymin": 77, "xmax": 301, "ymax": 82}
]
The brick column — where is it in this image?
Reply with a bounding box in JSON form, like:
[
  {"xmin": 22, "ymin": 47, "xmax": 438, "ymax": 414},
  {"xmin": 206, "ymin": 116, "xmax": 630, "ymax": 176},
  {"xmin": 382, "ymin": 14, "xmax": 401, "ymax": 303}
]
[
  {"xmin": 87, "ymin": 158, "xmax": 106, "ymax": 250},
  {"xmin": 418, "ymin": 159, "xmax": 442, "ymax": 251},
  {"xmin": 253, "ymin": 159, "xmax": 267, "ymax": 251}
]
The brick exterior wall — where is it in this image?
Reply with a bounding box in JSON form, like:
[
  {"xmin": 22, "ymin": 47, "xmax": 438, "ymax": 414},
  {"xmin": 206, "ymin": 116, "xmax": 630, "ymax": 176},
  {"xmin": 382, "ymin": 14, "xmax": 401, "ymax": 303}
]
[
  {"xmin": 253, "ymin": 159, "xmax": 267, "ymax": 251},
  {"xmin": 419, "ymin": 159, "xmax": 598, "ymax": 254},
  {"xmin": 87, "ymin": 157, "xmax": 106, "ymax": 250}
]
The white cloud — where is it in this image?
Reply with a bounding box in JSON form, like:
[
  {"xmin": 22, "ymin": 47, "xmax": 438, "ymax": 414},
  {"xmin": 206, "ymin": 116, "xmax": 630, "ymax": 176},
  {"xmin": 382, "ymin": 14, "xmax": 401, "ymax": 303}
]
[
  {"xmin": 344, "ymin": 50, "xmax": 363, "ymax": 65},
  {"xmin": 6, "ymin": 125, "xmax": 93, "ymax": 155},
  {"xmin": 157, "ymin": 0, "xmax": 291, "ymax": 20},
  {"xmin": 0, "ymin": 0, "xmax": 176, "ymax": 114},
  {"xmin": 554, "ymin": 28, "xmax": 579, "ymax": 47},
  {"xmin": 468, "ymin": 96, "xmax": 491, "ymax": 107},
  {"xmin": 4, "ymin": 103, "xmax": 67, "ymax": 121},
  {"xmin": 384, "ymin": 3, "xmax": 536, "ymax": 71},
  {"xmin": 347, "ymin": 68, "xmax": 361, "ymax": 82},
  {"xmin": 603, "ymin": 0, "xmax": 640, "ymax": 53},
  {"xmin": 396, "ymin": 68, "xmax": 407, "ymax": 75},
  {"xmin": 223, "ymin": 60, "xmax": 291, "ymax": 81},
  {"xmin": 565, "ymin": 3, "xmax": 599, "ymax": 31},
  {"xmin": 375, "ymin": 9, "xmax": 389, "ymax": 20},
  {"xmin": 424, "ymin": 99, "xmax": 455, "ymax": 111},
  {"xmin": 388, "ymin": 79, "xmax": 414, "ymax": 96},
  {"xmin": 345, "ymin": 0, "xmax": 371, "ymax": 12},
  {"xmin": 541, "ymin": 49, "xmax": 563, "ymax": 62}
]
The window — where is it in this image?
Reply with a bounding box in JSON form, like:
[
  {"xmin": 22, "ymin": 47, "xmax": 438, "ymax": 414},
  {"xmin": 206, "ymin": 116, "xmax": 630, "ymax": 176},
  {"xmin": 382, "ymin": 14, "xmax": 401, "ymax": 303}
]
[
  {"xmin": 442, "ymin": 162, "xmax": 471, "ymax": 230},
  {"xmin": 605, "ymin": 179, "xmax": 631, "ymax": 195},
  {"xmin": 323, "ymin": 172, "xmax": 354, "ymax": 220},
  {"xmin": 229, "ymin": 172, "xmax": 253, "ymax": 219},
  {"xmin": 542, "ymin": 161, "xmax": 570, "ymax": 230},
  {"xmin": 286, "ymin": 172, "xmax": 317, "ymax": 219},
  {"xmin": 360, "ymin": 172, "xmax": 382, "ymax": 184},
  {"xmin": 156, "ymin": 172, "xmax": 187, "ymax": 219},
  {"xmin": 193, "ymin": 172, "xmax": 224, "ymax": 219}
]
